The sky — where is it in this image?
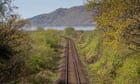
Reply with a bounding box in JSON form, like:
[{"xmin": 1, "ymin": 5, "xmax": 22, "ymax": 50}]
[{"xmin": 14, "ymin": 0, "xmax": 86, "ymax": 18}]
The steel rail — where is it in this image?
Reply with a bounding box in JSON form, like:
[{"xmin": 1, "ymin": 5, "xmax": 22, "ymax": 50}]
[
  {"xmin": 65, "ymin": 40, "xmax": 69, "ymax": 84},
  {"xmin": 70, "ymin": 41, "xmax": 81, "ymax": 84}
]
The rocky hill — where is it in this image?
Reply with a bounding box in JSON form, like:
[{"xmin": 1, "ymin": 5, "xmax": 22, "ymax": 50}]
[{"xmin": 28, "ymin": 6, "xmax": 94, "ymax": 27}]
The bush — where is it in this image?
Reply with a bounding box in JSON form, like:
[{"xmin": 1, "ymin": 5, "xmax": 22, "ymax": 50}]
[
  {"xmin": 0, "ymin": 17, "xmax": 31, "ymax": 83},
  {"xmin": 63, "ymin": 26, "xmax": 75, "ymax": 37}
]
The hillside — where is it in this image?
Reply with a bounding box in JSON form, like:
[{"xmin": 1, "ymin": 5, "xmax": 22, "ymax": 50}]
[{"xmin": 28, "ymin": 6, "xmax": 94, "ymax": 27}]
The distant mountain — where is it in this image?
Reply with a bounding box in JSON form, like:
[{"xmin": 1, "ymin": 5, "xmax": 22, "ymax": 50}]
[{"xmin": 28, "ymin": 6, "xmax": 94, "ymax": 27}]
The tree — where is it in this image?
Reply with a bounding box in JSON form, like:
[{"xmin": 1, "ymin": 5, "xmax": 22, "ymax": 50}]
[
  {"xmin": 0, "ymin": 0, "xmax": 17, "ymax": 21},
  {"xmin": 36, "ymin": 25, "xmax": 45, "ymax": 31},
  {"xmin": 0, "ymin": 17, "xmax": 30, "ymax": 60},
  {"xmin": 87, "ymin": 0, "xmax": 140, "ymax": 83},
  {"xmin": 87, "ymin": 0, "xmax": 140, "ymax": 54},
  {"xmin": 45, "ymin": 29, "xmax": 60, "ymax": 48},
  {"xmin": 0, "ymin": 0, "xmax": 31, "ymax": 83},
  {"xmin": 63, "ymin": 26, "xmax": 75, "ymax": 37},
  {"xmin": 0, "ymin": 16, "xmax": 31, "ymax": 83}
]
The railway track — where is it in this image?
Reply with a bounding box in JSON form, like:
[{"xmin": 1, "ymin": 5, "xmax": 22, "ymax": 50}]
[{"xmin": 55, "ymin": 38, "xmax": 89, "ymax": 84}]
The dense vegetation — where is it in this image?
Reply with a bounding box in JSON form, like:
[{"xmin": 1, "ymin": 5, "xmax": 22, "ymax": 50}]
[
  {"xmin": 0, "ymin": 27, "xmax": 62, "ymax": 83},
  {"xmin": 74, "ymin": 0, "xmax": 140, "ymax": 84},
  {"xmin": 0, "ymin": 0, "xmax": 139, "ymax": 84},
  {"xmin": 22, "ymin": 29, "xmax": 61, "ymax": 84},
  {"xmin": 0, "ymin": 0, "xmax": 62, "ymax": 83}
]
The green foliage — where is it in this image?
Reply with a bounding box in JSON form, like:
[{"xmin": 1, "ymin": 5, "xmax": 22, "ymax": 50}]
[
  {"xmin": 36, "ymin": 26, "xmax": 45, "ymax": 31},
  {"xmin": 76, "ymin": 29, "xmax": 140, "ymax": 84},
  {"xmin": 45, "ymin": 29, "xmax": 60, "ymax": 48},
  {"xmin": 26, "ymin": 46, "xmax": 55, "ymax": 72},
  {"xmin": 23, "ymin": 29, "xmax": 61, "ymax": 83},
  {"xmin": 0, "ymin": 22, "xmax": 61, "ymax": 83},
  {"xmin": 115, "ymin": 56, "xmax": 140, "ymax": 84},
  {"xmin": 63, "ymin": 26, "xmax": 75, "ymax": 37},
  {"xmin": 0, "ymin": 17, "xmax": 30, "ymax": 83},
  {"xmin": 74, "ymin": 1, "xmax": 140, "ymax": 83},
  {"xmin": 75, "ymin": 0, "xmax": 139, "ymax": 84},
  {"xmin": 0, "ymin": 0, "xmax": 61, "ymax": 83},
  {"xmin": 0, "ymin": 0, "xmax": 32, "ymax": 83},
  {"xmin": 0, "ymin": 17, "xmax": 29, "ymax": 60},
  {"xmin": 87, "ymin": 0, "xmax": 140, "ymax": 52}
]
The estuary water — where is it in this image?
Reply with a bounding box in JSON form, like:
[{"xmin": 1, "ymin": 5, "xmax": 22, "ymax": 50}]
[{"xmin": 29, "ymin": 26, "xmax": 95, "ymax": 31}]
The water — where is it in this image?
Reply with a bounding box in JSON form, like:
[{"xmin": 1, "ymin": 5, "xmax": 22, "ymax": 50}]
[{"xmin": 29, "ymin": 26, "xmax": 95, "ymax": 31}]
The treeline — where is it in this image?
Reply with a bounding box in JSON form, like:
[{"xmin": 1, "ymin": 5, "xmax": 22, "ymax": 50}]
[
  {"xmin": 0, "ymin": 0, "xmax": 30, "ymax": 83},
  {"xmin": 0, "ymin": 1, "xmax": 62, "ymax": 84},
  {"xmin": 76, "ymin": 0, "xmax": 140, "ymax": 84}
]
